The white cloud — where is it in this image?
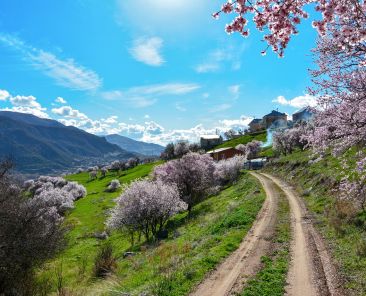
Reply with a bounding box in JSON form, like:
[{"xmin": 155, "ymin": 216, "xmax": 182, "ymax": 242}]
[
  {"xmin": 0, "ymin": 106, "xmax": 49, "ymax": 118},
  {"xmin": 0, "ymin": 91, "xmax": 49, "ymax": 118},
  {"xmin": 51, "ymin": 106, "xmax": 88, "ymax": 120},
  {"xmin": 0, "ymin": 34, "xmax": 102, "ymax": 91},
  {"xmin": 103, "ymin": 115, "xmax": 118, "ymax": 124},
  {"xmin": 55, "ymin": 97, "xmax": 67, "ymax": 104},
  {"xmin": 101, "ymin": 83, "xmax": 200, "ymax": 108},
  {"xmin": 130, "ymin": 37, "xmax": 164, "ymax": 66},
  {"xmin": 273, "ymin": 94, "xmax": 317, "ymax": 108},
  {"xmin": 144, "ymin": 114, "xmax": 150, "ymax": 119},
  {"xmin": 0, "ymin": 90, "xmax": 10, "ymax": 101}
]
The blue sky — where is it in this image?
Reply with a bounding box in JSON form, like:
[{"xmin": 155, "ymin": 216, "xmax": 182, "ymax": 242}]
[{"xmin": 0, "ymin": 0, "xmax": 319, "ymax": 144}]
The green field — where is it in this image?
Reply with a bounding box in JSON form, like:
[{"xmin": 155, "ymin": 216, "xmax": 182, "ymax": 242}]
[
  {"xmin": 265, "ymin": 149, "xmax": 366, "ymax": 295},
  {"xmin": 37, "ymin": 165, "xmax": 266, "ymax": 295},
  {"xmin": 214, "ymin": 131, "xmax": 267, "ymax": 149}
]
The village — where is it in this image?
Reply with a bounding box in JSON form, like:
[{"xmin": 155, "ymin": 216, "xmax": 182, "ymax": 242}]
[{"xmin": 199, "ymin": 107, "xmax": 314, "ymax": 168}]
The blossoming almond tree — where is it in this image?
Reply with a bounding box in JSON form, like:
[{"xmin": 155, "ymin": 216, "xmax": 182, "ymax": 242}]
[
  {"xmin": 153, "ymin": 152, "xmax": 216, "ymax": 212},
  {"xmin": 215, "ymin": 0, "xmax": 366, "ymax": 61},
  {"xmin": 107, "ymin": 180, "xmax": 187, "ymax": 243}
]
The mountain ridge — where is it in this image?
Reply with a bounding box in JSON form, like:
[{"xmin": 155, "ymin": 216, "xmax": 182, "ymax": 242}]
[
  {"xmin": 0, "ymin": 112, "xmax": 139, "ymax": 175},
  {"xmin": 105, "ymin": 134, "xmax": 164, "ymax": 156}
]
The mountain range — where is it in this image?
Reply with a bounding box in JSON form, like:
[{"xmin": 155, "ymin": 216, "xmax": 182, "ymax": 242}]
[
  {"xmin": 105, "ymin": 134, "xmax": 164, "ymax": 156},
  {"xmin": 0, "ymin": 111, "xmax": 141, "ymax": 175}
]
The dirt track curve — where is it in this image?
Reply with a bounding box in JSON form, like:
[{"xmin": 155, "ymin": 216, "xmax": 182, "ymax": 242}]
[
  {"xmin": 190, "ymin": 172, "xmax": 279, "ymax": 296},
  {"xmin": 191, "ymin": 172, "xmax": 344, "ymax": 296}
]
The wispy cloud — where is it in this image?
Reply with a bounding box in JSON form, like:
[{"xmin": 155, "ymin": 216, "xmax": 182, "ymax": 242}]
[
  {"xmin": 101, "ymin": 82, "xmax": 200, "ymax": 108},
  {"xmin": 195, "ymin": 46, "xmax": 245, "ymax": 74},
  {"xmin": 175, "ymin": 102, "xmax": 187, "ymax": 112},
  {"xmin": 228, "ymin": 85, "xmax": 240, "ymax": 100},
  {"xmin": 273, "ymin": 94, "xmax": 317, "ymax": 108},
  {"xmin": 209, "ymin": 103, "xmax": 232, "ymax": 113},
  {"xmin": 0, "ymin": 34, "xmax": 102, "ymax": 91},
  {"xmin": 130, "ymin": 37, "xmax": 164, "ymax": 66}
]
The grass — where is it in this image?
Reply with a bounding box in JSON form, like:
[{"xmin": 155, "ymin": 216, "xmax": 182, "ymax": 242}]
[
  {"xmin": 241, "ymin": 185, "xmax": 291, "ymax": 296},
  {"xmin": 214, "ymin": 131, "xmax": 267, "ymax": 149},
  {"xmin": 265, "ymin": 149, "xmax": 366, "ymax": 295},
  {"xmin": 37, "ymin": 167, "xmax": 266, "ymax": 295}
]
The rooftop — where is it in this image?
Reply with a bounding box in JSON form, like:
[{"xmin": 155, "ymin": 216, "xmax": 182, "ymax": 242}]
[
  {"xmin": 264, "ymin": 110, "xmax": 287, "ymax": 117},
  {"xmin": 201, "ymin": 135, "xmax": 221, "ymax": 140},
  {"xmin": 206, "ymin": 147, "xmax": 235, "ymax": 154},
  {"xmin": 293, "ymin": 106, "xmax": 314, "ymax": 115},
  {"xmin": 249, "ymin": 118, "xmax": 262, "ymax": 124}
]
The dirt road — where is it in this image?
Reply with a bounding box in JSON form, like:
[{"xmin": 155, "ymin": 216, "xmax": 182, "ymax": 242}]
[
  {"xmin": 191, "ymin": 172, "xmax": 344, "ymax": 296},
  {"xmin": 190, "ymin": 172, "xmax": 279, "ymax": 296},
  {"xmin": 262, "ymin": 173, "xmax": 344, "ymax": 296}
]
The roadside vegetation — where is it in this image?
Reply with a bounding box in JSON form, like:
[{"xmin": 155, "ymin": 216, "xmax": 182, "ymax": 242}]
[
  {"xmin": 241, "ymin": 183, "xmax": 291, "ymax": 296},
  {"xmin": 265, "ymin": 149, "xmax": 366, "ymax": 295}
]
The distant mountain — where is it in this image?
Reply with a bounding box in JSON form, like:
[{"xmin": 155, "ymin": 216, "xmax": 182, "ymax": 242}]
[
  {"xmin": 0, "ymin": 112, "xmax": 139, "ymax": 175},
  {"xmin": 105, "ymin": 134, "xmax": 164, "ymax": 156}
]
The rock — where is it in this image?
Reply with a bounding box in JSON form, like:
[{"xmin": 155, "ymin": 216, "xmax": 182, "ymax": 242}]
[
  {"xmin": 302, "ymin": 187, "xmax": 313, "ymax": 196},
  {"xmin": 123, "ymin": 252, "xmax": 136, "ymax": 258},
  {"xmin": 93, "ymin": 231, "xmax": 108, "ymax": 240}
]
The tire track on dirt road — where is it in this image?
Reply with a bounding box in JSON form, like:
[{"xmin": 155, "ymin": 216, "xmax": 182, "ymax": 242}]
[
  {"xmin": 261, "ymin": 173, "xmax": 344, "ymax": 296},
  {"xmin": 190, "ymin": 172, "xmax": 279, "ymax": 296}
]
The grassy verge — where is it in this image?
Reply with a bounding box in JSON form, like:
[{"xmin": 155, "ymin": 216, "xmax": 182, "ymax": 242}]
[
  {"xmin": 214, "ymin": 131, "xmax": 267, "ymax": 149},
  {"xmin": 265, "ymin": 150, "xmax": 366, "ymax": 295},
  {"xmin": 241, "ymin": 185, "xmax": 291, "ymax": 296},
  {"xmin": 37, "ymin": 169, "xmax": 266, "ymax": 296}
]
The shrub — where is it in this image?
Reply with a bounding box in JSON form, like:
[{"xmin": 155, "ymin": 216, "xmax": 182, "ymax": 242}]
[
  {"xmin": 89, "ymin": 170, "xmax": 98, "ymax": 180},
  {"xmin": 214, "ymin": 155, "xmax": 245, "ymax": 185},
  {"xmin": 107, "ymin": 179, "xmax": 121, "ymax": 192},
  {"xmin": 0, "ymin": 161, "xmax": 65, "ymax": 294},
  {"xmin": 93, "ymin": 243, "xmax": 117, "ymax": 278}
]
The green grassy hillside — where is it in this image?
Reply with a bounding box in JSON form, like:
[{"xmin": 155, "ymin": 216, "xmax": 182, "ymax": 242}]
[
  {"xmin": 214, "ymin": 131, "xmax": 267, "ymax": 149},
  {"xmin": 265, "ymin": 149, "xmax": 366, "ymax": 295},
  {"xmin": 37, "ymin": 165, "xmax": 266, "ymax": 295}
]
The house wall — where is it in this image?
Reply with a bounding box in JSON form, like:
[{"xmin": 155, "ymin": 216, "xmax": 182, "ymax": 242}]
[
  {"xmin": 209, "ymin": 148, "xmax": 243, "ymax": 161},
  {"xmin": 249, "ymin": 122, "xmax": 265, "ymax": 132},
  {"xmin": 263, "ymin": 115, "xmax": 287, "ymax": 128}
]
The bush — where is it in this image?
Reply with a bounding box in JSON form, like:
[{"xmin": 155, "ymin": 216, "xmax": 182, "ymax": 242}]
[
  {"xmin": 0, "ymin": 161, "xmax": 65, "ymax": 294},
  {"xmin": 107, "ymin": 179, "xmax": 121, "ymax": 192},
  {"xmin": 93, "ymin": 243, "xmax": 117, "ymax": 278},
  {"xmin": 214, "ymin": 155, "xmax": 245, "ymax": 185}
]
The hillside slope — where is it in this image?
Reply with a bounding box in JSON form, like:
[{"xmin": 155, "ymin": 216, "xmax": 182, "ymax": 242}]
[
  {"xmin": 214, "ymin": 131, "xmax": 267, "ymax": 149},
  {"xmin": 105, "ymin": 134, "xmax": 164, "ymax": 156},
  {"xmin": 0, "ymin": 112, "xmax": 138, "ymax": 175},
  {"xmin": 37, "ymin": 167, "xmax": 265, "ymax": 295}
]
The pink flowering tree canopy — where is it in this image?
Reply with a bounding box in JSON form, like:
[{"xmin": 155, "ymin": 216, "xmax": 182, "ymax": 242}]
[
  {"xmin": 215, "ymin": 0, "xmax": 366, "ymax": 60},
  {"xmin": 153, "ymin": 152, "xmax": 216, "ymax": 212},
  {"xmin": 107, "ymin": 179, "xmax": 187, "ymax": 242}
]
